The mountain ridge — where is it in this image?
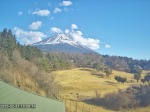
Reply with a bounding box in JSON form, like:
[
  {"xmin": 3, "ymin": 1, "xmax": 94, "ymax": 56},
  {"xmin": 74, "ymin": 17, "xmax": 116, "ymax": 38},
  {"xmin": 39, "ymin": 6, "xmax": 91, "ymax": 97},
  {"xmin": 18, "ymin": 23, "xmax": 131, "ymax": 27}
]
[{"xmin": 33, "ymin": 33, "xmax": 97, "ymax": 54}]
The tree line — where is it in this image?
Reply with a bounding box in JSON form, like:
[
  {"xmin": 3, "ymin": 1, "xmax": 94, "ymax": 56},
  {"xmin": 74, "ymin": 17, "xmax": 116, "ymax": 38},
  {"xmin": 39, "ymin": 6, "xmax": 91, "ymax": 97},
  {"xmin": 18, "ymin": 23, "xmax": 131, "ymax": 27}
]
[{"xmin": 102, "ymin": 55, "xmax": 150, "ymax": 73}]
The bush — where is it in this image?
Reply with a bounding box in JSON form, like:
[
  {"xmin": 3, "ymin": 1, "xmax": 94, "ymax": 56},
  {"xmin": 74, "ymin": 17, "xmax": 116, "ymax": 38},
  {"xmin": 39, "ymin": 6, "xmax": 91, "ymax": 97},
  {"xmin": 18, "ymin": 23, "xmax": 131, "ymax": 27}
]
[
  {"xmin": 85, "ymin": 84, "xmax": 150, "ymax": 111},
  {"xmin": 136, "ymin": 85, "xmax": 150, "ymax": 106},
  {"xmin": 103, "ymin": 91, "xmax": 137, "ymax": 110},
  {"xmin": 85, "ymin": 90, "xmax": 137, "ymax": 111},
  {"xmin": 114, "ymin": 76, "xmax": 127, "ymax": 84}
]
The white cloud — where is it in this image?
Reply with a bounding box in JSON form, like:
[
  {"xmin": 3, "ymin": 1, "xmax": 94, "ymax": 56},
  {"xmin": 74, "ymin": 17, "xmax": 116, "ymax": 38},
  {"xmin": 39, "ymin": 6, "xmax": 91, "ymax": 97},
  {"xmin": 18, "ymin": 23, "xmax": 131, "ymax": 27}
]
[
  {"xmin": 32, "ymin": 9, "xmax": 50, "ymax": 16},
  {"xmin": 18, "ymin": 11, "xmax": 23, "ymax": 15},
  {"xmin": 51, "ymin": 27, "xmax": 63, "ymax": 33},
  {"xmin": 65, "ymin": 29, "xmax": 70, "ymax": 33},
  {"xmin": 64, "ymin": 24, "xmax": 100, "ymax": 50},
  {"xmin": 29, "ymin": 21, "xmax": 42, "ymax": 30},
  {"xmin": 60, "ymin": 1, "xmax": 73, "ymax": 6},
  {"xmin": 71, "ymin": 24, "xmax": 78, "ymax": 30},
  {"xmin": 13, "ymin": 27, "xmax": 46, "ymax": 45},
  {"xmin": 76, "ymin": 31, "xmax": 83, "ymax": 35},
  {"xmin": 54, "ymin": 7, "xmax": 62, "ymax": 13},
  {"xmin": 69, "ymin": 30, "xmax": 100, "ymax": 50},
  {"xmin": 105, "ymin": 44, "xmax": 111, "ymax": 48}
]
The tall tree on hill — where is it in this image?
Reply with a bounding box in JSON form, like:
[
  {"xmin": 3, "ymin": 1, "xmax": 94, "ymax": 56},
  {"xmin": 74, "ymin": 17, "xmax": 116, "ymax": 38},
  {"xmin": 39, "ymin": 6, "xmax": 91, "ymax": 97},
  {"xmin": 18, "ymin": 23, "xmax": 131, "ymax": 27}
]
[
  {"xmin": 7, "ymin": 30, "xmax": 16, "ymax": 60},
  {"xmin": 0, "ymin": 29, "xmax": 17, "ymax": 60},
  {"xmin": 134, "ymin": 73, "xmax": 141, "ymax": 82},
  {"xmin": 134, "ymin": 66, "xmax": 142, "ymax": 82},
  {"xmin": 1, "ymin": 28, "xmax": 8, "ymax": 49},
  {"xmin": 93, "ymin": 62, "xmax": 101, "ymax": 70},
  {"xmin": 104, "ymin": 68, "xmax": 112, "ymax": 77}
]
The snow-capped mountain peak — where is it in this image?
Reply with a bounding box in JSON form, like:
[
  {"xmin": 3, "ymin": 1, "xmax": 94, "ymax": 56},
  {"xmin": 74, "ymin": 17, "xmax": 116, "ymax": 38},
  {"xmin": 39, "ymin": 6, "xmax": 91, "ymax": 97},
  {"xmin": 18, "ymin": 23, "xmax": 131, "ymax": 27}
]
[
  {"xmin": 33, "ymin": 33, "xmax": 78, "ymax": 46},
  {"xmin": 33, "ymin": 33, "xmax": 97, "ymax": 54}
]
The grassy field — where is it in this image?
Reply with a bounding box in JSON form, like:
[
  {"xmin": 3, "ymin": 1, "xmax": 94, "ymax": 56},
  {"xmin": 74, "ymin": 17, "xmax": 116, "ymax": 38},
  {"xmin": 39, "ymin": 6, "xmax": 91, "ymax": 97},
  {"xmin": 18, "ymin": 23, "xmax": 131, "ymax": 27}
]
[
  {"xmin": 53, "ymin": 68, "xmax": 145, "ymax": 112},
  {"xmin": 0, "ymin": 80, "xmax": 65, "ymax": 112},
  {"xmin": 54, "ymin": 68, "xmax": 135, "ymax": 97}
]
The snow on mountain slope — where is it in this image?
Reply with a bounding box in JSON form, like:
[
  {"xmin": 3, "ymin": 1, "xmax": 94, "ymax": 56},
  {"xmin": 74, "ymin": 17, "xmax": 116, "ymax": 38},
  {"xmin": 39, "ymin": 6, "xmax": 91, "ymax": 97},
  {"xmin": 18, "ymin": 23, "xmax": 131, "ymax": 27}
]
[
  {"xmin": 33, "ymin": 34, "xmax": 77, "ymax": 46},
  {"xmin": 33, "ymin": 34, "xmax": 97, "ymax": 53}
]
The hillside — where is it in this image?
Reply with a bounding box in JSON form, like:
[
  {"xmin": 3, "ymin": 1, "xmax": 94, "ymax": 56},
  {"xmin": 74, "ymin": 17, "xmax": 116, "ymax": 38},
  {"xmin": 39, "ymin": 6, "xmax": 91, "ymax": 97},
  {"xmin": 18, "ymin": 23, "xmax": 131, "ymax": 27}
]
[
  {"xmin": 54, "ymin": 68, "xmax": 134, "ymax": 97},
  {"xmin": 0, "ymin": 80, "xmax": 65, "ymax": 112},
  {"xmin": 52, "ymin": 68, "xmax": 134, "ymax": 112},
  {"xmin": 52, "ymin": 68, "xmax": 150, "ymax": 112}
]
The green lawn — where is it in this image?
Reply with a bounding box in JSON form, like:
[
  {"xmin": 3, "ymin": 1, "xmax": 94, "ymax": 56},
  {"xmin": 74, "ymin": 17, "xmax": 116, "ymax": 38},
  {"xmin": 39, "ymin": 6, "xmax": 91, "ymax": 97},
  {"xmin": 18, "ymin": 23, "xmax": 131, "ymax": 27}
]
[{"xmin": 0, "ymin": 80, "xmax": 65, "ymax": 112}]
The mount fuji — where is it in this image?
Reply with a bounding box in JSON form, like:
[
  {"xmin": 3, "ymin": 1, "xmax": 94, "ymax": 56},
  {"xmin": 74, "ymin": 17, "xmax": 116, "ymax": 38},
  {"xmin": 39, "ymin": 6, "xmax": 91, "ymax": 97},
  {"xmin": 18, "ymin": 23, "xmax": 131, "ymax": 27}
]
[{"xmin": 33, "ymin": 34, "xmax": 97, "ymax": 54}]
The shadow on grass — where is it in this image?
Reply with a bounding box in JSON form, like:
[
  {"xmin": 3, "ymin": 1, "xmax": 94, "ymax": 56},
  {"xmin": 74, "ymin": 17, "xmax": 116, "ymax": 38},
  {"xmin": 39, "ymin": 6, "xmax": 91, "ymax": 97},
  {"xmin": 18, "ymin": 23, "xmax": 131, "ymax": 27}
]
[
  {"xmin": 79, "ymin": 68, "xmax": 94, "ymax": 72},
  {"xmin": 83, "ymin": 98, "xmax": 109, "ymax": 110},
  {"xmin": 105, "ymin": 81, "xmax": 118, "ymax": 86}
]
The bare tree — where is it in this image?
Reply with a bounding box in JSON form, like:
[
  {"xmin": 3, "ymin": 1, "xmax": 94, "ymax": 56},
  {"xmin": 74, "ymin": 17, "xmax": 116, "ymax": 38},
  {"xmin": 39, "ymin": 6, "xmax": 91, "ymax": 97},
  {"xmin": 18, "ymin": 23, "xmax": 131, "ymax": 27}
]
[{"xmin": 46, "ymin": 73, "xmax": 60, "ymax": 99}]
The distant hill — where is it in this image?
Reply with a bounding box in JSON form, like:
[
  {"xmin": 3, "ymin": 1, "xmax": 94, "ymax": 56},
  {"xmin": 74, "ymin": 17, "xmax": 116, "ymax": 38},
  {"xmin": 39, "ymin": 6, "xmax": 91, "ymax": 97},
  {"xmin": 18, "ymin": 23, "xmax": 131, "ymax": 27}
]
[
  {"xmin": 32, "ymin": 33, "xmax": 150, "ymax": 72},
  {"xmin": 102, "ymin": 55, "xmax": 150, "ymax": 72}
]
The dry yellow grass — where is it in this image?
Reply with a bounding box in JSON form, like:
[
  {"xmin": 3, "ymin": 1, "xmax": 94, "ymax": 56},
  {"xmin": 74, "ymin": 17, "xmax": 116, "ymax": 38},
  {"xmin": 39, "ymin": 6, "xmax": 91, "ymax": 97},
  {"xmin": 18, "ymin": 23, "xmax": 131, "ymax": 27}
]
[
  {"xmin": 54, "ymin": 68, "xmax": 134, "ymax": 96},
  {"xmin": 48, "ymin": 66, "xmax": 150, "ymax": 112},
  {"xmin": 142, "ymin": 70, "xmax": 150, "ymax": 75},
  {"xmin": 52, "ymin": 68, "xmax": 150, "ymax": 112},
  {"xmin": 112, "ymin": 70, "xmax": 134, "ymax": 79}
]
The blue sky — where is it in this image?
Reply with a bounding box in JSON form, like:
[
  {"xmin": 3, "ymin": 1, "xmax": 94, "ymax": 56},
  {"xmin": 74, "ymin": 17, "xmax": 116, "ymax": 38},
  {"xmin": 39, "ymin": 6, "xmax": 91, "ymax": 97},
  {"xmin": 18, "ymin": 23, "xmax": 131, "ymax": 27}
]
[{"xmin": 0, "ymin": 0, "xmax": 150, "ymax": 60}]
